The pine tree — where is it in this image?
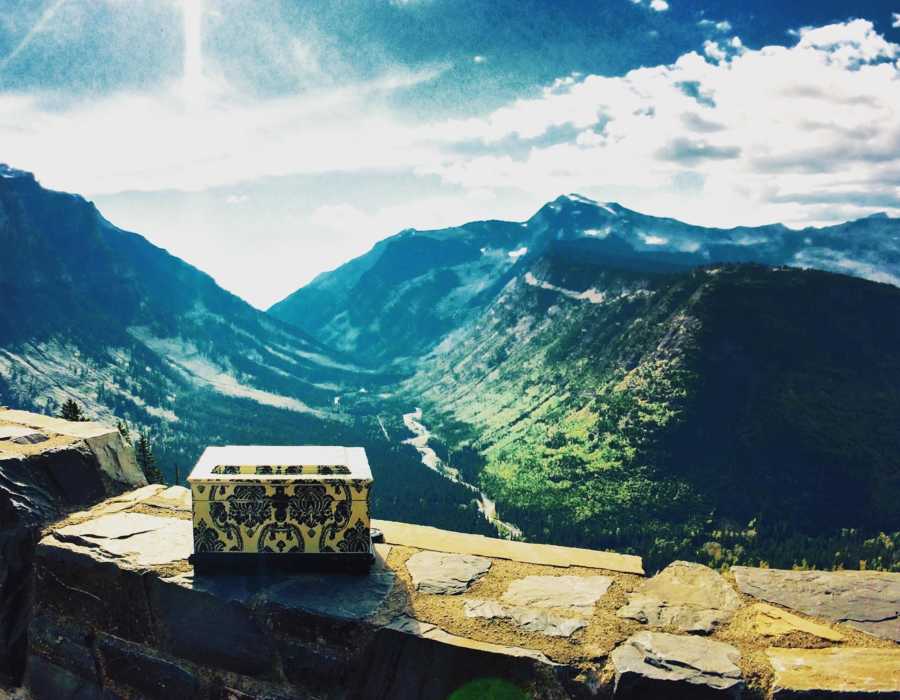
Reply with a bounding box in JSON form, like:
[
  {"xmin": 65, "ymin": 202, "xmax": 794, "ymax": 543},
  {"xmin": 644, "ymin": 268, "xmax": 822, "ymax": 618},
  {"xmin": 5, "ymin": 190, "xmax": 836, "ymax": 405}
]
[
  {"xmin": 59, "ymin": 399, "xmax": 86, "ymax": 422},
  {"xmin": 116, "ymin": 419, "xmax": 131, "ymax": 444},
  {"xmin": 136, "ymin": 431, "xmax": 163, "ymax": 484}
]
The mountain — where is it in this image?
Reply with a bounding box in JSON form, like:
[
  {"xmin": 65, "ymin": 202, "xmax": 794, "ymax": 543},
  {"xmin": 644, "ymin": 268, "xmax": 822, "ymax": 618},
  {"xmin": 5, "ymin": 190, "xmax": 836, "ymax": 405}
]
[
  {"xmin": 270, "ymin": 193, "xmax": 900, "ymax": 571},
  {"xmin": 269, "ymin": 194, "xmax": 900, "ymax": 365},
  {"xmin": 0, "ymin": 165, "xmax": 497, "ymax": 537},
  {"xmin": 403, "ymin": 259, "xmax": 900, "ymax": 571}
]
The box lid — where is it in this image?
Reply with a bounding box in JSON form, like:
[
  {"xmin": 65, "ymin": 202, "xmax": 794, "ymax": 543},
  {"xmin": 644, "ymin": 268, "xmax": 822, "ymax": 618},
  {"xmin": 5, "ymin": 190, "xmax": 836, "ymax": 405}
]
[{"xmin": 188, "ymin": 446, "xmax": 372, "ymax": 484}]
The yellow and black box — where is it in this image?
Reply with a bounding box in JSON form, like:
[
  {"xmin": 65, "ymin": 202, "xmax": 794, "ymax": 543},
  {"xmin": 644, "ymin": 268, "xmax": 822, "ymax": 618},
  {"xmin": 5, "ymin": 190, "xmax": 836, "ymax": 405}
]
[{"xmin": 188, "ymin": 446, "xmax": 373, "ymax": 573}]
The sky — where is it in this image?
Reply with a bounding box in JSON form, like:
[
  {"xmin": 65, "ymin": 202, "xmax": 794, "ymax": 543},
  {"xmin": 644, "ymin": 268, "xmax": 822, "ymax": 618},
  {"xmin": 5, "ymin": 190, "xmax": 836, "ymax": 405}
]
[{"xmin": 0, "ymin": 0, "xmax": 898, "ymax": 308}]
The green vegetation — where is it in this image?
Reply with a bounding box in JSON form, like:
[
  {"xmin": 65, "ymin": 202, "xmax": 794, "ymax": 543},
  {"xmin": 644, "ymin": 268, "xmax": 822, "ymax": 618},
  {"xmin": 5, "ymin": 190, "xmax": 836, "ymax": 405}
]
[
  {"xmin": 136, "ymin": 430, "xmax": 164, "ymax": 484},
  {"xmin": 58, "ymin": 398, "xmax": 87, "ymax": 422}
]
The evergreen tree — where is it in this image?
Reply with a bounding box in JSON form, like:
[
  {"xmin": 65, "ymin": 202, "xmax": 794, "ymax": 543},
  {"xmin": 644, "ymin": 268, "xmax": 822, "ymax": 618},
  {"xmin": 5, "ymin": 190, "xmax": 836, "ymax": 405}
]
[
  {"xmin": 116, "ymin": 419, "xmax": 131, "ymax": 444},
  {"xmin": 59, "ymin": 399, "xmax": 86, "ymax": 422},
  {"xmin": 136, "ymin": 431, "xmax": 163, "ymax": 484}
]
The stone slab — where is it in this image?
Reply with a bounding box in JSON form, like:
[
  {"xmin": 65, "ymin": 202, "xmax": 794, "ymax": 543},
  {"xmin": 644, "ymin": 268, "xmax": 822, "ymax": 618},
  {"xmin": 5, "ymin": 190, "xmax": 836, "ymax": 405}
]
[
  {"xmin": 373, "ymin": 519, "xmax": 644, "ymax": 574},
  {"xmin": 141, "ymin": 485, "xmax": 192, "ymax": 512},
  {"xmin": 162, "ymin": 568, "xmax": 397, "ymax": 622},
  {"xmin": 0, "ymin": 409, "xmax": 119, "ymax": 440},
  {"xmin": 52, "ymin": 512, "xmax": 193, "ymax": 567},
  {"xmin": 502, "ymin": 574, "xmax": 613, "ymax": 614},
  {"xmin": 617, "ymin": 560, "xmax": 741, "ymax": 633},
  {"xmin": 733, "ymin": 566, "xmax": 900, "ymax": 642},
  {"xmin": 768, "ymin": 648, "xmax": 900, "ymax": 698},
  {"xmin": 612, "ymin": 631, "xmax": 743, "ymax": 698},
  {"xmin": 464, "ymin": 599, "xmax": 587, "ymax": 637},
  {"xmin": 748, "ymin": 603, "xmax": 844, "ymax": 642},
  {"xmin": 405, "ymin": 551, "xmax": 491, "ymax": 594},
  {"xmin": 0, "ymin": 426, "xmax": 47, "ymax": 444}
]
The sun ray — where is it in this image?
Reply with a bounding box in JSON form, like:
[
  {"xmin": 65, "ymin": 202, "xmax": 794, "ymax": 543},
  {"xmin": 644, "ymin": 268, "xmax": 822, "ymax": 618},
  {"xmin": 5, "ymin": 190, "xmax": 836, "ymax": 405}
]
[
  {"xmin": 0, "ymin": 0, "xmax": 69, "ymax": 73},
  {"xmin": 182, "ymin": 0, "xmax": 205, "ymax": 105}
]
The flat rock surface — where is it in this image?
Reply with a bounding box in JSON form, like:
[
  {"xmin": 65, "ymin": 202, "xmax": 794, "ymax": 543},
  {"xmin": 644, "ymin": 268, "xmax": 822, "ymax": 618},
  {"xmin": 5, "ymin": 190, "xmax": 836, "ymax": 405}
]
[
  {"xmin": 405, "ymin": 551, "xmax": 491, "ymax": 594},
  {"xmin": 748, "ymin": 603, "xmax": 844, "ymax": 642},
  {"xmin": 165, "ymin": 567, "xmax": 397, "ymax": 622},
  {"xmin": 733, "ymin": 566, "xmax": 900, "ymax": 642},
  {"xmin": 612, "ymin": 631, "xmax": 743, "ymax": 698},
  {"xmin": 767, "ymin": 648, "xmax": 900, "ymax": 697},
  {"xmin": 464, "ymin": 599, "xmax": 588, "ymax": 638},
  {"xmin": 501, "ymin": 574, "xmax": 613, "ymax": 614},
  {"xmin": 0, "ymin": 426, "xmax": 48, "ymax": 444},
  {"xmin": 374, "ymin": 519, "xmax": 644, "ymax": 574},
  {"xmin": 52, "ymin": 512, "xmax": 194, "ymax": 567},
  {"xmin": 617, "ymin": 560, "xmax": 741, "ymax": 633}
]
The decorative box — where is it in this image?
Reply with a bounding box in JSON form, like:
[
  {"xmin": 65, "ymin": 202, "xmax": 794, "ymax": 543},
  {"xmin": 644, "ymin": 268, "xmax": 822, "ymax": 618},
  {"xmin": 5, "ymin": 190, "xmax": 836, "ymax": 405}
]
[{"xmin": 188, "ymin": 446, "xmax": 373, "ymax": 573}]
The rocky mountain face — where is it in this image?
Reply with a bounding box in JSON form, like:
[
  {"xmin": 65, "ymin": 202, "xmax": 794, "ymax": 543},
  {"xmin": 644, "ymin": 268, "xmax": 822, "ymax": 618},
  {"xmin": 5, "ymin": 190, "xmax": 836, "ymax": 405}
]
[{"xmin": 269, "ymin": 194, "xmax": 900, "ymax": 365}]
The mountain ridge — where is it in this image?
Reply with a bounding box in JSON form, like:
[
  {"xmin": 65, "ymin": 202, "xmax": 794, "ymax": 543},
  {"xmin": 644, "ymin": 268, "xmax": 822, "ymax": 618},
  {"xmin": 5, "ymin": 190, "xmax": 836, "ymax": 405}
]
[{"xmin": 269, "ymin": 192, "xmax": 900, "ymax": 366}]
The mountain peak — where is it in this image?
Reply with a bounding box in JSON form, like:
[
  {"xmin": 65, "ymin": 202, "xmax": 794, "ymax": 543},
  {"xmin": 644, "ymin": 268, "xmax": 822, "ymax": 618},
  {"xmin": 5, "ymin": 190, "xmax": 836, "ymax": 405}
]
[
  {"xmin": 563, "ymin": 193, "xmax": 598, "ymax": 205},
  {"xmin": 0, "ymin": 163, "xmax": 35, "ymax": 181}
]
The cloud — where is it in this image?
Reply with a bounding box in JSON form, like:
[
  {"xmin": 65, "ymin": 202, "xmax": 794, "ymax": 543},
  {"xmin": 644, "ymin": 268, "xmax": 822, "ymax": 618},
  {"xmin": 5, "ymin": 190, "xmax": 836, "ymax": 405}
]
[
  {"xmin": 473, "ymin": 55, "xmax": 487, "ymax": 64},
  {"xmin": 894, "ymin": 12, "xmax": 900, "ymax": 28},
  {"xmin": 419, "ymin": 19, "xmax": 900, "ymax": 228},
  {"xmin": 703, "ymin": 40, "xmax": 727, "ymax": 62},
  {"xmin": 631, "ymin": 0, "xmax": 668, "ymax": 11},
  {"xmin": 656, "ymin": 137, "xmax": 741, "ymax": 164},
  {"xmin": 698, "ymin": 19, "xmax": 732, "ymax": 32}
]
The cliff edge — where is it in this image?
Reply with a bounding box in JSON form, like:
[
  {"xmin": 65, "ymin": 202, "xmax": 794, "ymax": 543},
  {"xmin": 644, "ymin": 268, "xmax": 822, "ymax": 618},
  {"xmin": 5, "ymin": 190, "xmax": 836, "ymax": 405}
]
[{"xmin": 0, "ymin": 408, "xmax": 145, "ymax": 685}]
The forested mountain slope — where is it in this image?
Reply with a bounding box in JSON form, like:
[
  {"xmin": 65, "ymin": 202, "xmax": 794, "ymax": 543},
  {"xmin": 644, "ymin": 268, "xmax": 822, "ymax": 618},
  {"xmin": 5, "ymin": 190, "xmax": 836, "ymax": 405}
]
[{"xmin": 405, "ymin": 257, "xmax": 900, "ymax": 571}]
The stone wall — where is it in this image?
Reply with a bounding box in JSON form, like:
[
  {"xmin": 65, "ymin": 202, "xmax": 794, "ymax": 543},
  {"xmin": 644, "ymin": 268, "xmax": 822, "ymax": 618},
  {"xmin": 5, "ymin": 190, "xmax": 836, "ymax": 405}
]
[
  {"xmin": 0, "ymin": 409, "xmax": 145, "ymax": 686},
  {"xmin": 22, "ymin": 487, "xmax": 900, "ymax": 699}
]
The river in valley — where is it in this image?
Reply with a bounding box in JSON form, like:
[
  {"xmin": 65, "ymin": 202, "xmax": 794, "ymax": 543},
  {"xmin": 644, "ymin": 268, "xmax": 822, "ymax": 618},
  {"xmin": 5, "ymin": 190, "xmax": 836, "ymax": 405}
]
[{"xmin": 402, "ymin": 408, "xmax": 523, "ymax": 540}]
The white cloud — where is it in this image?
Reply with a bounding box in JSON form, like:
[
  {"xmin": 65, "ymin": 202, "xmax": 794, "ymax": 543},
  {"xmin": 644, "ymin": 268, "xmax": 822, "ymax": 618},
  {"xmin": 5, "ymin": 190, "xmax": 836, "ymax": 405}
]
[
  {"xmin": 419, "ymin": 19, "xmax": 900, "ymax": 228},
  {"xmin": 473, "ymin": 55, "xmax": 487, "ymax": 64},
  {"xmin": 703, "ymin": 40, "xmax": 727, "ymax": 61},
  {"xmin": 699, "ymin": 19, "xmax": 732, "ymax": 33},
  {"xmin": 649, "ymin": 0, "xmax": 669, "ymax": 11},
  {"xmin": 893, "ymin": 12, "xmax": 900, "ymax": 28}
]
